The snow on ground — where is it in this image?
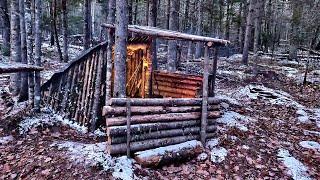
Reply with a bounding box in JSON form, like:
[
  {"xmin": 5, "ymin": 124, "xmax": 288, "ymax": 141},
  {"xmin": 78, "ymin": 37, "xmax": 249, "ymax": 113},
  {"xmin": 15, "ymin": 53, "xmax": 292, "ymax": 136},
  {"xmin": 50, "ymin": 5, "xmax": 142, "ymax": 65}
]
[
  {"xmin": 216, "ymin": 111, "xmax": 255, "ymax": 132},
  {"xmin": 277, "ymin": 149, "xmax": 311, "ymax": 180},
  {"xmin": 19, "ymin": 112, "xmax": 88, "ymax": 135},
  {"xmin": 0, "ymin": 135, "xmax": 14, "ymax": 145},
  {"xmin": 303, "ymin": 130, "xmax": 320, "ymax": 136},
  {"xmin": 206, "ymin": 138, "xmax": 219, "ymax": 149},
  {"xmin": 299, "ymin": 141, "xmax": 320, "ymax": 151},
  {"xmin": 210, "ymin": 147, "xmax": 228, "ymax": 163},
  {"xmin": 51, "ymin": 141, "xmax": 135, "ymax": 180}
]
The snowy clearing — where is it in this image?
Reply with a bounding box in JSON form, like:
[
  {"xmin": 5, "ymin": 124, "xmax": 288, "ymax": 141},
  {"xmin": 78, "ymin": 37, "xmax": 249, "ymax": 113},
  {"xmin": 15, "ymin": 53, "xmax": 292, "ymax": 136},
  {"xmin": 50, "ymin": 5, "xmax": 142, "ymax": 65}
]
[
  {"xmin": 19, "ymin": 112, "xmax": 88, "ymax": 135},
  {"xmin": 277, "ymin": 149, "xmax": 311, "ymax": 180},
  {"xmin": 216, "ymin": 111, "xmax": 254, "ymax": 131},
  {"xmin": 51, "ymin": 141, "xmax": 135, "ymax": 180}
]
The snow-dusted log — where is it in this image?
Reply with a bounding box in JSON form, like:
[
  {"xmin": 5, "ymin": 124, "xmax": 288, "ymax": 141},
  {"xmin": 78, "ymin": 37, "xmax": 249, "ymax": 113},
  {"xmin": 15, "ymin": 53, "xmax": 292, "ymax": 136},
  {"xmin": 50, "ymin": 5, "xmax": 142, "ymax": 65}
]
[
  {"xmin": 103, "ymin": 105, "xmax": 219, "ymax": 116},
  {"xmin": 0, "ymin": 62, "xmax": 43, "ymax": 74},
  {"xmin": 108, "ymin": 98, "xmax": 221, "ymax": 106},
  {"xmin": 110, "ymin": 126, "xmax": 216, "ymax": 144},
  {"xmin": 106, "ymin": 111, "xmax": 221, "ymax": 126},
  {"xmin": 134, "ymin": 140, "xmax": 203, "ymax": 167}
]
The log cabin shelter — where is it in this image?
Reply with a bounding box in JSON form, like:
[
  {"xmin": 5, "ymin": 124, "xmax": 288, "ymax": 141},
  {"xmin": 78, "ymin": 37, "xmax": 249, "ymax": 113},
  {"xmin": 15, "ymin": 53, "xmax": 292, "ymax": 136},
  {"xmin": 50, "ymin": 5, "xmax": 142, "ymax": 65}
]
[{"xmin": 104, "ymin": 24, "xmax": 230, "ymax": 99}]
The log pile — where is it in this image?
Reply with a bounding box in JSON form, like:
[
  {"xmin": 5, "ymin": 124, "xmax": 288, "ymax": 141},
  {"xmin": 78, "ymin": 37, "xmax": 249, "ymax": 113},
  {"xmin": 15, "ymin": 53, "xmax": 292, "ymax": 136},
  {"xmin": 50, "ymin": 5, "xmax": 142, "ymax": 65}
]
[
  {"xmin": 152, "ymin": 71, "xmax": 203, "ymax": 98},
  {"xmin": 104, "ymin": 98, "xmax": 222, "ymax": 155}
]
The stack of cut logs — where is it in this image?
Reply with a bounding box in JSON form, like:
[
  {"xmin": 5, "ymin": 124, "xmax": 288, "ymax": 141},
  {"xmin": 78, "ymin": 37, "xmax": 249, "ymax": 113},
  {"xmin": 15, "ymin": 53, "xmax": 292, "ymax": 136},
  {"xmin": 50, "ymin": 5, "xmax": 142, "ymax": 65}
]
[{"xmin": 104, "ymin": 98, "xmax": 221, "ymax": 155}]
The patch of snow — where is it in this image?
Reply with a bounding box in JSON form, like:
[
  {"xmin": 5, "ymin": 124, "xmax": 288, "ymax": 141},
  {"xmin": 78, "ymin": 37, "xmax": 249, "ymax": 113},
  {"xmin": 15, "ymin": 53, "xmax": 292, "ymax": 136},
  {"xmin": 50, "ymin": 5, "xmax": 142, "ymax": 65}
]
[
  {"xmin": 112, "ymin": 156, "xmax": 135, "ymax": 180},
  {"xmin": 277, "ymin": 149, "xmax": 311, "ymax": 180},
  {"xmin": 242, "ymin": 145, "xmax": 250, "ymax": 150},
  {"xmin": 197, "ymin": 153, "xmax": 208, "ymax": 161},
  {"xmin": 216, "ymin": 111, "xmax": 254, "ymax": 131},
  {"xmin": 299, "ymin": 141, "xmax": 320, "ymax": 151},
  {"xmin": 51, "ymin": 141, "xmax": 135, "ymax": 180},
  {"xmin": 215, "ymin": 94, "xmax": 241, "ymax": 107},
  {"xmin": 19, "ymin": 113, "xmax": 88, "ymax": 134},
  {"xmin": 233, "ymin": 84, "xmax": 305, "ymax": 109},
  {"xmin": 296, "ymin": 109, "xmax": 310, "ymax": 123},
  {"xmin": 206, "ymin": 138, "xmax": 219, "ymax": 149},
  {"xmin": 93, "ymin": 128, "xmax": 106, "ymax": 137},
  {"xmin": 227, "ymin": 54, "xmax": 242, "ymax": 62},
  {"xmin": 303, "ymin": 130, "xmax": 320, "ymax": 136},
  {"xmin": 210, "ymin": 147, "xmax": 228, "ymax": 163},
  {"xmin": 135, "ymin": 140, "xmax": 202, "ymax": 158},
  {"xmin": 0, "ymin": 135, "xmax": 14, "ymax": 145}
]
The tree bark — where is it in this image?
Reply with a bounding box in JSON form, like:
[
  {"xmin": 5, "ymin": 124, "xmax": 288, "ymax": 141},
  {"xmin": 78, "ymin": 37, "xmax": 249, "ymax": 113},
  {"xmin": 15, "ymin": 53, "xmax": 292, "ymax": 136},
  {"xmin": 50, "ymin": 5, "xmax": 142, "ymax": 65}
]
[
  {"xmin": 114, "ymin": 0, "xmax": 128, "ymax": 98},
  {"xmin": 25, "ymin": 0, "xmax": 34, "ymax": 107},
  {"xmin": 289, "ymin": 0, "xmax": 303, "ymax": 60},
  {"xmin": 34, "ymin": 0, "xmax": 42, "ymax": 112},
  {"xmin": 253, "ymin": 0, "xmax": 266, "ymax": 55},
  {"xmin": 10, "ymin": 0, "xmax": 22, "ymax": 96},
  {"xmin": 167, "ymin": 0, "xmax": 179, "ymax": 72},
  {"xmin": 195, "ymin": 0, "xmax": 203, "ymax": 59},
  {"xmin": 84, "ymin": 0, "xmax": 91, "ymax": 49},
  {"xmin": 105, "ymin": 0, "xmax": 115, "ymax": 103},
  {"xmin": 242, "ymin": 0, "xmax": 257, "ymax": 65},
  {"xmin": 61, "ymin": 0, "xmax": 69, "ymax": 62},
  {"xmin": 0, "ymin": 0, "xmax": 10, "ymax": 56},
  {"xmin": 148, "ymin": 0, "xmax": 158, "ymax": 70}
]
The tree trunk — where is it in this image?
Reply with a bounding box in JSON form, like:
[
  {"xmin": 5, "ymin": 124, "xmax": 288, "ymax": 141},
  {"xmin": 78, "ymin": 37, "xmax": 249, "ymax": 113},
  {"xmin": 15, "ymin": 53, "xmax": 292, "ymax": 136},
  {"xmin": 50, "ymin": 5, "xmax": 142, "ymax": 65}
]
[
  {"xmin": 167, "ymin": 0, "xmax": 179, "ymax": 72},
  {"xmin": 34, "ymin": 0, "xmax": 42, "ymax": 112},
  {"xmin": 10, "ymin": 0, "xmax": 21, "ymax": 96},
  {"xmin": 195, "ymin": 0, "xmax": 203, "ymax": 59},
  {"xmin": 105, "ymin": 0, "xmax": 115, "ymax": 103},
  {"xmin": 114, "ymin": 0, "xmax": 128, "ymax": 98},
  {"xmin": 61, "ymin": 0, "xmax": 68, "ymax": 62},
  {"xmin": 25, "ymin": 0, "xmax": 34, "ymax": 107},
  {"xmin": 145, "ymin": 0, "xmax": 149, "ymax": 26},
  {"xmin": 253, "ymin": 0, "xmax": 266, "ymax": 55},
  {"xmin": 289, "ymin": 0, "xmax": 303, "ymax": 60},
  {"xmin": 53, "ymin": 0, "xmax": 63, "ymax": 62},
  {"xmin": 148, "ymin": 0, "xmax": 158, "ymax": 70},
  {"xmin": 84, "ymin": 0, "xmax": 91, "ymax": 49},
  {"xmin": 18, "ymin": 0, "xmax": 28, "ymax": 101},
  {"xmin": 50, "ymin": 1, "xmax": 55, "ymax": 46},
  {"xmin": 242, "ymin": 0, "xmax": 256, "ymax": 65},
  {"xmin": 239, "ymin": 0, "xmax": 248, "ymax": 52},
  {"xmin": 0, "ymin": 0, "xmax": 10, "ymax": 56},
  {"xmin": 165, "ymin": 0, "xmax": 170, "ymax": 29}
]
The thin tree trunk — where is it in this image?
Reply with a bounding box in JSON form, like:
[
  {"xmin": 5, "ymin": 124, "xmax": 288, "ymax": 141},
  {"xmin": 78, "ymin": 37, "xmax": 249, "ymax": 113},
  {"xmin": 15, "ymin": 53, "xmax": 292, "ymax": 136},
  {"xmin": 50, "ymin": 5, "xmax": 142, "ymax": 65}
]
[
  {"xmin": 253, "ymin": 0, "xmax": 266, "ymax": 55},
  {"xmin": 25, "ymin": 0, "xmax": 34, "ymax": 107},
  {"xmin": 165, "ymin": 0, "xmax": 170, "ymax": 29},
  {"xmin": 114, "ymin": 0, "xmax": 128, "ymax": 98},
  {"xmin": 53, "ymin": 0, "xmax": 63, "ymax": 62},
  {"xmin": 242, "ymin": 0, "xmax": 256, "ymax": 65},
  {"xmin": 148, "ymin": 0, "xmax": 158, "ymax": 70},
  {"xmin": 239, "ymin": 0, "xmax": 248, "ymax": 52},
  {"xmin": 0, "ymin": 0, "xmax": 10, "ymax": 56},
  {"xmin": 289, "ymin": 0, "xmax": 303, "ymax": 60},
  {"xmin": 84, "ymin": 0, "xmax": 91, "ymax": 49},
  {"xmin": 145, "ymin": 0, "xmax": 149, "ymax": 26},
  {"xmin": 61, "ymin": 0, "xmax": 68, "ymax": 62},
  {"xmin": 34, "ymin": 0, "xmax": 42, "ymax": 112},
  {"xmin": 18, "ymin": 0, "xmax": 28, "ymax": 101},
  {"xmin": 195, "ymin": 0, "xmax": 203, "ymax": 59},
  {"xmin": 50, "ymin": 1, "xmax": 55, "ymax": 46},
  {"xmin": 105, "ymin": 0, "xmax": 115, "ymax": 103},
  {"xmin": 10, "ymin": 0, "xmax": 21, "ymax": 96},
  {"xmin": 167, "ymin": 0, "xmax": 179, "ymax": 72}
]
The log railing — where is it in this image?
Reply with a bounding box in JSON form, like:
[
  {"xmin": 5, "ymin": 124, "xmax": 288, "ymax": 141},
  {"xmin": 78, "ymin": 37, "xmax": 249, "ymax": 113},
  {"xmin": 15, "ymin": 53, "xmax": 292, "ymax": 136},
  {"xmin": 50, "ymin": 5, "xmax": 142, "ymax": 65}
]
[
  {"xmin": 41, "ymin": 42, "xmax": 108, "ymax": 130},
  {"xmin": 103, "ymin": 98, "xmax": 222, "ymax": 155}
]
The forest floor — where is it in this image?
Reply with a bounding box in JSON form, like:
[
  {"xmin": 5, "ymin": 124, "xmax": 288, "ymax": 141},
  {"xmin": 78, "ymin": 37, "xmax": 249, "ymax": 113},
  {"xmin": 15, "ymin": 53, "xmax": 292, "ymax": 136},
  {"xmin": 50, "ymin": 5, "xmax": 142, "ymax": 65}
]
[{"xmin": 0, "ymin": 45, "xmax": 320, "ymax": 179}]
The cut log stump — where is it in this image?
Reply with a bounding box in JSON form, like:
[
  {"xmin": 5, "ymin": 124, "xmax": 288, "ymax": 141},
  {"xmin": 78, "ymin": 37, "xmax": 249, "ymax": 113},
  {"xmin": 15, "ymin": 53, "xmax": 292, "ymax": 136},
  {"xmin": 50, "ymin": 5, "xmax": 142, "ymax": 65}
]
[{"xmin": 134, "ymin": 140, "xmax": 203, "ymax": 167}]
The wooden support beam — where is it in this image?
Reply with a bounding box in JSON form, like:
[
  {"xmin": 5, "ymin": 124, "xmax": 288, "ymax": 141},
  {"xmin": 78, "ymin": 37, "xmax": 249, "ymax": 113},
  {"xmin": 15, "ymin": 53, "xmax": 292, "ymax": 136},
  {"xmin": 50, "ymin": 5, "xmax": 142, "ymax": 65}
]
[
  {"xmin": 210, "ymin": 46, "xmax": 218, "ymax": 97},
  {"xmin": 201, "ymin": 46, "xmax": 209, "ymax": 145},
  {"xmin": 0, "ymin": 62, "xmax": 43, "ymax": 74},
  {"xmin": 126, "ymin": 98, "xmax": 131, "ymax": 157}
]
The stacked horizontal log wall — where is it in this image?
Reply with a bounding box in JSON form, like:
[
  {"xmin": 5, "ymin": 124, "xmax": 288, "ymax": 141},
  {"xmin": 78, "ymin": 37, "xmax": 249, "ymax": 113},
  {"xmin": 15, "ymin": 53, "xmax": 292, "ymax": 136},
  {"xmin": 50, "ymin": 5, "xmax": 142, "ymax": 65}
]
[
  {"xmin": 152, "ymin": 71, "xmax": 203, "ymax": 98},
  {"xmin": 41, "ymin": 42, "xmax": 108, "ymax": 128},
  {"xmin": 104, "ymin": 98, "xmax": 222, "ymax": 155}
]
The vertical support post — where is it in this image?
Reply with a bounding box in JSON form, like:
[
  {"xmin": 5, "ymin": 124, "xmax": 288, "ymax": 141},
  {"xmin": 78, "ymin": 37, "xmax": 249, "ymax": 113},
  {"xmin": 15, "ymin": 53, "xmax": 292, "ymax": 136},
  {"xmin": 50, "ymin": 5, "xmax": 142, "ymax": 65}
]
[
  {"xmin": 126, "ymin": 98, "xmax": 131, "ymax": 157},
  {"xmin": 201, "ymin": 45, "xmax": 209, "ymax": 145},
  {"xmin": 210, "ymin": 46, "xmax": 218, "ymax": 97},
  {"xmin": 148, "ymin": 37, "xmax": 155, "ymax": 97},
  {"xmin": 105, "ymin": 29, "xmax": 114, "ymax": 105}
]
